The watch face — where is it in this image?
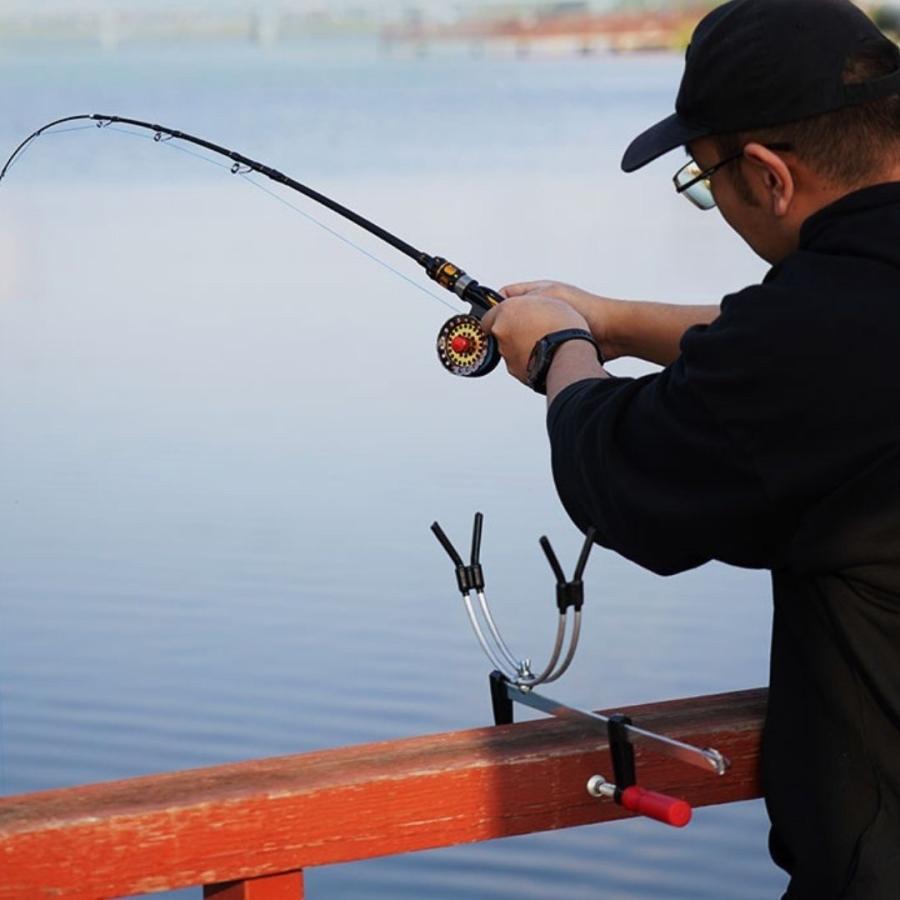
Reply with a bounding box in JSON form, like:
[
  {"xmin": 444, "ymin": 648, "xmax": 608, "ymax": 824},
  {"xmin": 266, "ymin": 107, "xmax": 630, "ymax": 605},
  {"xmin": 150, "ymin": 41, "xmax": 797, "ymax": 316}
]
[
  {"xmin": 526, "ymin": 340, "xmax": 548, "ymax": 386},
  {"xmin": 527, "ymin": 329, "xmax": 596, "ymax": 394}
]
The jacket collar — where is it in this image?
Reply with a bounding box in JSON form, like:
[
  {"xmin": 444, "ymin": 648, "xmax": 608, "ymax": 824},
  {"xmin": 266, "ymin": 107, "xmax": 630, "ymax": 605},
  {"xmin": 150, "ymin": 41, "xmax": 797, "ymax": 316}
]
[{"xmin": 799, "ymin": 181, "xmax": 900, "ymax": 250}]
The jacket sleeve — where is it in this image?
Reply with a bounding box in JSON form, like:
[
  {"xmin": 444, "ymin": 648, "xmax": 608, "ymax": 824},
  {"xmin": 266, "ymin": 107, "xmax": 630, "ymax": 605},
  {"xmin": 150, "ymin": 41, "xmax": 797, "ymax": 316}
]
[{"xmin": 547, "ymin": 353, "xmax": 783, "ymax": 576}]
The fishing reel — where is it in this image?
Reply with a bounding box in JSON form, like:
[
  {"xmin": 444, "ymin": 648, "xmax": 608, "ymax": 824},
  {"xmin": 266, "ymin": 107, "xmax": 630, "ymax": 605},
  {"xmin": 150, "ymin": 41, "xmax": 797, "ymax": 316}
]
[
  {"xmin": 436, "ymin": 314, "xmax": 500, "ymax": 378},
  {"xmin": 428, "ymin": 257, "xmax": 502, "ymax": 378}
]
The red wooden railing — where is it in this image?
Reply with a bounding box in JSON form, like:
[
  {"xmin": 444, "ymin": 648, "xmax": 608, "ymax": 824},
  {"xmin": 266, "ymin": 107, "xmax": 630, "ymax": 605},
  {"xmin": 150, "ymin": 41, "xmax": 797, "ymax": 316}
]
[{"xmin": 0, "ymin": 688, "xmax": 766, "ymax": 899}]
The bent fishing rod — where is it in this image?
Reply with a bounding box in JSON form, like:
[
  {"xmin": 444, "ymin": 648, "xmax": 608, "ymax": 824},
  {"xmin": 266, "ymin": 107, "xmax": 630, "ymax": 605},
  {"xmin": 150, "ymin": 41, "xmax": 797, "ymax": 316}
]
[{"xmin": 0, "ymin": 113, "xmax": 504, "ymax": 378}]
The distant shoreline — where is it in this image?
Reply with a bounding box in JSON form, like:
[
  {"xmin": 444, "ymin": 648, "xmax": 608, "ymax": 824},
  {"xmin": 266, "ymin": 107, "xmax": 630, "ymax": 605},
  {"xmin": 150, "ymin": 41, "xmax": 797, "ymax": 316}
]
[
  {"xmin": 0, "ymin": 33, "xmax": 688, "ymax": 62},
  {"xmin": 0, "ymin": 6, "xmax": 712, "ymax": 56}
]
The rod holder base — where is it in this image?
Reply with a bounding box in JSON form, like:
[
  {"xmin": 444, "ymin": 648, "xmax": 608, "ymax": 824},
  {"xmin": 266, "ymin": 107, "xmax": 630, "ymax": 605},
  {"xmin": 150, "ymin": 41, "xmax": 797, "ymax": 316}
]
[{"xmin": 489, "ymin": 670, "xmax": 513, "ymax": 725}]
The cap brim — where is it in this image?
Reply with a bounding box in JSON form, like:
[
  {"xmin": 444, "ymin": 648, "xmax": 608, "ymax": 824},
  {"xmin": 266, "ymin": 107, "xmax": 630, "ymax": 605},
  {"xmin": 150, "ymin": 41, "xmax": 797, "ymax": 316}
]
[{"xmin": 621, "ymin": 113, "xmax": 711, "ymax": 173}]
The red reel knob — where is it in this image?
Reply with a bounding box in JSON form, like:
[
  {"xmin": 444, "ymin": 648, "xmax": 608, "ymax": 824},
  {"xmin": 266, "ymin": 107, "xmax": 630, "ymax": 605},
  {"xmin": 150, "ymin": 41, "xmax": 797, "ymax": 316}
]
[{"xmin": 451, "ymin": 335, "xmax": 473, "ymax": 354}]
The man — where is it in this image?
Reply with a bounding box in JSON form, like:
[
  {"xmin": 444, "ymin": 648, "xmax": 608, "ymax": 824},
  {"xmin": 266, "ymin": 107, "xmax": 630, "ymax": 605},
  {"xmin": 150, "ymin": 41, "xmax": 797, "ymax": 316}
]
[{"xmin": 481, "ymin": 0, "xmax": 900, "ymax": 897}]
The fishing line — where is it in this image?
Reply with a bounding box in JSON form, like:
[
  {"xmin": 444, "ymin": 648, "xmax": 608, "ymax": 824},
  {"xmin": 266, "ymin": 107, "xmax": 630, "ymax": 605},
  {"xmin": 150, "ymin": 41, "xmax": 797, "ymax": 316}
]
[
  {"xmin": 0, "ymin": 123, "xmax": 96, "ymax": 180},
  {"xmin": 99, "ymin": 122, "xmax": 458, "ymax": 312},
  {"xmin": 236, "ymin": 173, "xmax": 458, "ymax": 313},
  {"xmin": 40, "ymin": 125, "xmax": 98, "ymax": 137},
  {"xmin": 10, "ymin": 120, "xmax": 457, "ymax": 311},
  {"xmin": 106, "ymin": 123, "xmax": 231, "ymax": 171},
  {"xmin": 1, "ymin": 114, "xmax": 508, "ymax": 377}
]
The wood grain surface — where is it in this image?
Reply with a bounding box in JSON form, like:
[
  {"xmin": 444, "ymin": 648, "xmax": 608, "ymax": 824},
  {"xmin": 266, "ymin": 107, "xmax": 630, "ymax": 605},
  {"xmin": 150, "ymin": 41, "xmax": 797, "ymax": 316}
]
[{"xmin": 0, "ymin": 687, "xmax": 766, "ymax": 899}]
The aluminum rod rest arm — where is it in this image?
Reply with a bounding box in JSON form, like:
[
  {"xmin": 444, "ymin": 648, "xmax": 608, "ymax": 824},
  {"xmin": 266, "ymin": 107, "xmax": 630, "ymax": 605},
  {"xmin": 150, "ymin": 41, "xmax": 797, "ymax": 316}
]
[
  {"xmin": 504, "ymin": 681, "xmax": 730, "ymax": 776},
  {"xmin": 432, "ymin": 514, "xmax": 585, "ymax": 687}
]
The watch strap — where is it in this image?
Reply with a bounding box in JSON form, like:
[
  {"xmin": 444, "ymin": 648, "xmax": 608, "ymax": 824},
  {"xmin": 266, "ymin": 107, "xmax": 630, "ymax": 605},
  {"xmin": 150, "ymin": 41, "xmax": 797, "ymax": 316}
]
[{"xmin": 527, "ymin": 328, "xmax": 601, "ymax": 395}]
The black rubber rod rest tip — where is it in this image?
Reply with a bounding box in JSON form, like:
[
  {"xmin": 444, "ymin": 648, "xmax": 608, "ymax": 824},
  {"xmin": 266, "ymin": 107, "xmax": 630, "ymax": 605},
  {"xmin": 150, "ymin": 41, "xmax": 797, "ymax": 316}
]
[
  {"xmin": 471, "ymin": 512, "xmax": 484, "ymax": 565},
  {"xmin": 573, "ymin": 527, "xmax": 597, "ymax": 581},
  {"xmin": 539, "ymin": 535, "xmax": 567, "ymax": 584},
  {"xmin": 431, "ymin": 521, "xmax": 464, "ymax": 567}
]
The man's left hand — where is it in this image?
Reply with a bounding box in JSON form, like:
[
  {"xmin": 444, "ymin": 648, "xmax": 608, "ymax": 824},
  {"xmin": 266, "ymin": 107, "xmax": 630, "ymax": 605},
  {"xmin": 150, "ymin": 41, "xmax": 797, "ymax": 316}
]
[{"xmin": 481, "ymin": 294, "xmax": 591, "ymax": 385}]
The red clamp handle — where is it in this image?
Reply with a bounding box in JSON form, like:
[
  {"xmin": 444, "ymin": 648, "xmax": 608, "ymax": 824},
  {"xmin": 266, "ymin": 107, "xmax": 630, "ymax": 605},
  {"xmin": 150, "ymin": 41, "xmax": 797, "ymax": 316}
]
[{"xmin": 619, "ymin": 785, "xmax": 692, "ymax": 828}]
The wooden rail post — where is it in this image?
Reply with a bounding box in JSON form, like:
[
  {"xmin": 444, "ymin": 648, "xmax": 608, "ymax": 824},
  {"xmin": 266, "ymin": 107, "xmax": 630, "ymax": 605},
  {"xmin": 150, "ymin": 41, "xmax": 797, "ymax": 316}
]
[{"xmin": 204, "ymin": 871, "xmax": 304, "ymax": 899}]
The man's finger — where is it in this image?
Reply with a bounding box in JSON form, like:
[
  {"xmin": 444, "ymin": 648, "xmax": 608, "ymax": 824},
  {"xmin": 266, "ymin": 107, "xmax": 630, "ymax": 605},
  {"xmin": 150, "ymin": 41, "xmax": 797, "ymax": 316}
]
[
  {"xmin": 481, "ymin": 304, "xmax": 499, "ymax": 332},
  {"xmin": 500, "ymin": 281, "xmax": 543, "ymax": 298}
]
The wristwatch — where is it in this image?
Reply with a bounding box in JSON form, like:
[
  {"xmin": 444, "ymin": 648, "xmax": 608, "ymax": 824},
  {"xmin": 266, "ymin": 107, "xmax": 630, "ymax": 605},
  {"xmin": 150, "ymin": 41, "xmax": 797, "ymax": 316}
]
[{"xmin": 526, "ymin": 329, "xmax": 601, "ymax": 395}]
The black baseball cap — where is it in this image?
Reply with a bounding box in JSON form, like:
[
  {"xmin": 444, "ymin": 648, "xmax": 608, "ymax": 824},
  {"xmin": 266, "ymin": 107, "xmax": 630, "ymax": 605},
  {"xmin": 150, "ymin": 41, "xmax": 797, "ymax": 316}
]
[{"xmin": 622, "ymin": 0, "xmax": 900, "ymax": 173}]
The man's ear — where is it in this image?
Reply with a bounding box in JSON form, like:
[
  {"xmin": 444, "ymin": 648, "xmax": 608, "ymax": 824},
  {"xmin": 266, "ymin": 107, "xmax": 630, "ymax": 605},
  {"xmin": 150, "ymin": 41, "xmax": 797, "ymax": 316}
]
[{"xmin": 742, "ymin": 142, "xmax": 794, "ymax": 216}]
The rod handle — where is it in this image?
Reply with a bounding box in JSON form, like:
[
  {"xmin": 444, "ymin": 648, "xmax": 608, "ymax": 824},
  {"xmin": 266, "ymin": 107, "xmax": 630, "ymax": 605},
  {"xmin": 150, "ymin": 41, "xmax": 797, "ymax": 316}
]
[{"xmin": 619, "ymin": 786, "xmax": 692, "ymax": 828}]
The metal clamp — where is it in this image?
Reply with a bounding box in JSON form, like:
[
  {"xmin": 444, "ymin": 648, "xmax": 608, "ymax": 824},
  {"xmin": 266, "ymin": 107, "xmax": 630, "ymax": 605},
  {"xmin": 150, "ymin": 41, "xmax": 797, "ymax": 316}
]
[{"xmin": 490, "ymin": 671, "xmax": 725, "ymax": 828}]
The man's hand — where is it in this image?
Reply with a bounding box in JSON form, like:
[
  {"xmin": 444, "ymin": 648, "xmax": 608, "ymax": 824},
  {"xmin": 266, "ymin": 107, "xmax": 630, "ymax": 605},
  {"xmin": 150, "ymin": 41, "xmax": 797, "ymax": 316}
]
[
  {"xmin": 480, "ymin": 294, "xmax": 592, "ymax": 385},
  {"xmin": 501, "ymin": 280, "xmax": 722, "ymax": 368},
  {"xmin": 500, "ymin": 280, "xmax": 630, "ymax": 362},
  {"xmin": 500, "ymin": 280, "xmax": 593, "ymax": 305}
]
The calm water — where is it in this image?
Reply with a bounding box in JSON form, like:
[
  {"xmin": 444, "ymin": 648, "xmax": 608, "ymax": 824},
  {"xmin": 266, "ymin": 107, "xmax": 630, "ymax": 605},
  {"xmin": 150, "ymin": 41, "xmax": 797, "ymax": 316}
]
[{"xmin": 0, "ymin": 41, "xmax": 787, "ymax": 898}]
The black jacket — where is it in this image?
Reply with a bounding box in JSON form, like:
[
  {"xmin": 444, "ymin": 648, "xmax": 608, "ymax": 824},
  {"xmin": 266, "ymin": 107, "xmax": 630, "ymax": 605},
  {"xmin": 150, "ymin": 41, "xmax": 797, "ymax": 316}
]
[{"xmin": 548, "ymin": 183, "xmax": 900, "ymax": 899}]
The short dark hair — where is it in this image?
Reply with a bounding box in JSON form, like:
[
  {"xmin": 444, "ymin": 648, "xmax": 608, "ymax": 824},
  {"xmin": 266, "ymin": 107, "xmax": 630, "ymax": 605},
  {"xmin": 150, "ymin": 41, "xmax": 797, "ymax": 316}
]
[{"xmin": 713, "ymin": 41, "xmax": 900, "ymax": 193}]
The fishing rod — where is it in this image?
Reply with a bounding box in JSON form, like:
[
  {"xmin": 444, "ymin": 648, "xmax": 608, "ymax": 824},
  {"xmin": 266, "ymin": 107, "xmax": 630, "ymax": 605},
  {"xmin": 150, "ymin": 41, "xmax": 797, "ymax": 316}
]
[{"xmin": 0, "ymin": 113, "xmax": 504, "ymax": 378}]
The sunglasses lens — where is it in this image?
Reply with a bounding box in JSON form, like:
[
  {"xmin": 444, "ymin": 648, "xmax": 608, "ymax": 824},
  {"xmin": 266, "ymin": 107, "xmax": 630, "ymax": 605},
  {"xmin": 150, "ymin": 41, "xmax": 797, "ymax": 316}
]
[{"xmin": 674, "ymin": 162, "xmax": 717, "ymax": 210}]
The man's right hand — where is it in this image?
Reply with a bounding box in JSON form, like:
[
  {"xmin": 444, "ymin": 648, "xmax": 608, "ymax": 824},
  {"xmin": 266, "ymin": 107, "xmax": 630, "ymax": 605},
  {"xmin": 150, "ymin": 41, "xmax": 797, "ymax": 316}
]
[{"xmin": 499, "ymin": 280, "xmax": 630, "ymax": 362}]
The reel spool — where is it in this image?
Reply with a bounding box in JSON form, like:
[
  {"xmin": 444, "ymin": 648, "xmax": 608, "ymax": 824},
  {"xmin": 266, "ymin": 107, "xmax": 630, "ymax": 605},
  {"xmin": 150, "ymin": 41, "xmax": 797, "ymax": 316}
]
[{"xmin": 436, "ymin": 314, "xmax": 500, "ymax": 378}]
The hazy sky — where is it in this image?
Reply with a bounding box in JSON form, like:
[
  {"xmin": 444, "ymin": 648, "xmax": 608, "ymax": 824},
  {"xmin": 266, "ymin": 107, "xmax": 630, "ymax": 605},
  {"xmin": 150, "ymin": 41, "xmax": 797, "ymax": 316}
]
[
  {"xmin": 0, "ymin": 0, "xmax": 620, "ymax": 12},
  {"xmin": 0, "ymin": 1, "xmax": 605, "ymax": 9}
]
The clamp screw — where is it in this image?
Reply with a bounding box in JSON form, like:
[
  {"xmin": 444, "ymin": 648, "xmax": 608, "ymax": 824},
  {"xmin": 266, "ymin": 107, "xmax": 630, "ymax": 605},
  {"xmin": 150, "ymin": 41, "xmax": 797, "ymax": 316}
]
[{"xmin": 586, "ymin": 775, "xmax": 616, "ymax": 800}]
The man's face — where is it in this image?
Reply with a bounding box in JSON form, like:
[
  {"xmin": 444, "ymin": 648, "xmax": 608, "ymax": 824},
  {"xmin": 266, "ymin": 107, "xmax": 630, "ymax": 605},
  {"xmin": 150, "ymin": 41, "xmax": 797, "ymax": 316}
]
[{"xmin": 688, "ymin": 137, "xmax": 800, "ymax": 265}]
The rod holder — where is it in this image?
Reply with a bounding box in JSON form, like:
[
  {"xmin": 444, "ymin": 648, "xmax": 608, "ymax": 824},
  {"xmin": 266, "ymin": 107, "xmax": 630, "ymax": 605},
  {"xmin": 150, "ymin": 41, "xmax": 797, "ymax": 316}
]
[
  {"xmin": 433, "ymin": 514, "xmax": 723, "ymax": 833},
  {"xmin": 431, "ymin": 513, "xmax": 594, "ymax": 688}
]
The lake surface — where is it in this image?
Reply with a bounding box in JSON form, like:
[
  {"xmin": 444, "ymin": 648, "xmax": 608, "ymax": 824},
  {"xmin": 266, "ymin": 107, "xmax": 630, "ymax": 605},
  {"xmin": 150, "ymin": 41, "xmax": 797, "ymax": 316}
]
[{"xmin": 0, "ymin": 40, "xmax": 787, "ymax": 898}]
